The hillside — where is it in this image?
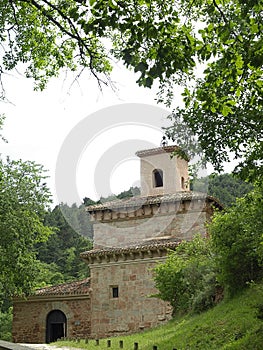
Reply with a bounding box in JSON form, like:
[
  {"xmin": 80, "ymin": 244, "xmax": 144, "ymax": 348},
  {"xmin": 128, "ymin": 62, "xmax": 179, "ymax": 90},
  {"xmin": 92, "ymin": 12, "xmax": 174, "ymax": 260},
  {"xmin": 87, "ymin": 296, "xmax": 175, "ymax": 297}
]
[{"xmin": 55, "ymin": 280, "xmax": 263, "ymax": 349}]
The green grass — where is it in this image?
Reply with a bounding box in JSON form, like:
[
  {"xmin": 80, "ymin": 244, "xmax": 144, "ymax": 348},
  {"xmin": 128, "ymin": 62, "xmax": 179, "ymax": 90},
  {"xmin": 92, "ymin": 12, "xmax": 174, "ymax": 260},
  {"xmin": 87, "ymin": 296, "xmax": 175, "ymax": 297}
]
[{"xmin": 54, "ymin": 281, "xmax": 263, "ymax": 350}]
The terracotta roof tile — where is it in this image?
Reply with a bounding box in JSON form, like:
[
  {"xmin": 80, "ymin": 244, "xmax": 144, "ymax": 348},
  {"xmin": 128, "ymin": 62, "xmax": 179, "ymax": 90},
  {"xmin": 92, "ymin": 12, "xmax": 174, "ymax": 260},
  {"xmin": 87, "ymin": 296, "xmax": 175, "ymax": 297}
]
[
  {"xmin": 86, "ymin": 191, "xmax": 221, "ymax": 212},
  {"xmin": 35, "ymin": 278, "xmax": 90, "ymax": 296},
  {"xmin": 81, "ymin": 237, "xmax": 181, "ymax": 258},
  {"xmin": 135, "ymin": 145, "xmax": 179, "ymax": 157}
]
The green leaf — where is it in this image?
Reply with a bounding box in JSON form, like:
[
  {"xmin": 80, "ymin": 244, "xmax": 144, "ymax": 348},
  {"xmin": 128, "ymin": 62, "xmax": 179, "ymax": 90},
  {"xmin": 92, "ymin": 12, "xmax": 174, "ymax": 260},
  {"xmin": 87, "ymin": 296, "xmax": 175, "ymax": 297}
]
[
  {"xmin": 207, "ymin": 23, "xmax": 214, "ymax": 32},
  {"xmin": 134, "ymin": 62, "xmax": 148, "ymax": 73},
  {"xmin": 211, "ymin": 105, "xmax": 216, "ymax": 113},
  {"xmin": 227, "ymin": 100, "xmax": 236, "ymax": 106},
  {"xmin": 235, "ymin": 55, "xmax": 244, "ymax": 69},
  {"xmin": 145, "ymin": 76, "xmax": 153, "ymax": 88},
  {"xmin": 109, "ymin": 0, "xmax": 118, "ymax": 9},
  {"xmin": 68, "ymin": 8, "xmax": 79, "ymax": 21},
  {"xmin": 221, "ymin": 105, "xmax": 233, "ymax": 116}
]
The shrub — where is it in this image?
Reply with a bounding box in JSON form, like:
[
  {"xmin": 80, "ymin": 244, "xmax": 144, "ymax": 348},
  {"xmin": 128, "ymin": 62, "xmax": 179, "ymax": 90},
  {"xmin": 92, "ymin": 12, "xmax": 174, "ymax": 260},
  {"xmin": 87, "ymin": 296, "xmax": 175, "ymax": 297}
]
[
  {"xmin": 210, "ymin": 183, "xmax": 263, "ymax": 296},
  {"xmin": 154, "ymin": 235, "xmax": 219, "ymax": 315},
  {"xmin": 0, "ymin": 308, "xmax": 12, "ymax": 341}
]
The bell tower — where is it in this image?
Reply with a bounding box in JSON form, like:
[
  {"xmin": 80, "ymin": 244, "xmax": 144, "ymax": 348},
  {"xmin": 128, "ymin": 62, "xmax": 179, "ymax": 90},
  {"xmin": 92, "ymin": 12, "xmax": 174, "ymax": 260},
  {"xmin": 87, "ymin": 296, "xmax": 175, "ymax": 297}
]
[{"xmin": 136, "ymin": 145, "xmax": 190, "ymax": 197}]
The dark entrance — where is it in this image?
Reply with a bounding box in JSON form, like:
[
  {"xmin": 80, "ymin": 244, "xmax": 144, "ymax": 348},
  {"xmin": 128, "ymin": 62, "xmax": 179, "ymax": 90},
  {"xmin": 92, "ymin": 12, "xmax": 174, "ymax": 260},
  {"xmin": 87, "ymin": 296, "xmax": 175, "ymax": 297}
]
[
  {"xmin": 46, "ymin": 310, "xmax": 67, "ymax": 343},
  {"xmin": 153, "ymin": 169, "xmax": 163, "ymax": 187}
]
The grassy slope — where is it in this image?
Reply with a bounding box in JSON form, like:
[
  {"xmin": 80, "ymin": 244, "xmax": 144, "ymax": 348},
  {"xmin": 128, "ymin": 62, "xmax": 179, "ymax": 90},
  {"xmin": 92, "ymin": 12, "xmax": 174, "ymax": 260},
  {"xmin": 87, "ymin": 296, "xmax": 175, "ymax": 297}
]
[{"xmin": 55, "ymin": 281, "xmax": 263, "ymax": 350}]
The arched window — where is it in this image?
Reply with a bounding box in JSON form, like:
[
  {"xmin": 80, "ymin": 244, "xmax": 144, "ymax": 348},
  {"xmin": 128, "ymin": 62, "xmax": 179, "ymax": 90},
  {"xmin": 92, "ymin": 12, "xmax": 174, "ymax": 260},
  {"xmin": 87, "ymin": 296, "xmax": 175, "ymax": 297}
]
[
  {"xmin": 153, "ymin": 169, "xmax": 163, "ymax": 188},
  {"xmin": 46, "ymin": 310, "xmax": 67, "ymax": 343},
  {"xmin": 181, "ymin": 177, "xmax": 185, "ymax": 189}
]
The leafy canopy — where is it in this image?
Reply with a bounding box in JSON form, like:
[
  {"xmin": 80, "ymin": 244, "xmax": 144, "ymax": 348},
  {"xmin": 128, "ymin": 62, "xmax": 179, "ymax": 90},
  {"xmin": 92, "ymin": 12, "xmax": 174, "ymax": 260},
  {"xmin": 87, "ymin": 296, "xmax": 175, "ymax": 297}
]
[
  {"xmin": 210, "ymin": 182, "xmax": 263, "ymax": 295},
  {"xmin": 0, "ymin": 1, "xmax": 262, "ymax": 178},
  {"xmin": 154, "ymin": 235, "xmax": 219, "ymax": 315},
  {"xmin": 37, "ymin": 203, "xmax": 93, "ymax": 283},
  {"xmin": 154, "ymin": 183, "xmax": 263, "ymax": 312},
  {"xmin": 0, "ymin": 157, "xmax": 53, "ymax": 299},
  {"xmin": 192, "ymin": 173, "xmax": 253, "ymax": 207}
]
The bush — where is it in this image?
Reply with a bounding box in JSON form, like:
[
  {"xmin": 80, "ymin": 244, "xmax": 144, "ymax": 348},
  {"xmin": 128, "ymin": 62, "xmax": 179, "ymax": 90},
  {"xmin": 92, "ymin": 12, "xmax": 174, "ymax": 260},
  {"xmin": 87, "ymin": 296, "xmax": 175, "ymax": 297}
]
[
  {"xmin": 210, "ymin": 183, "xmax": 263, "ymax": 296},
  {"xmin": 154, "ymin": 184, "xmax": 263, "ymax": 315},
  {"xmin": 154, "ymin": 235, "xmax": 219, "ymax": 315},
  {"xmin": 0, "ymin": 308, "xmax": 12, "ymax": 341}
]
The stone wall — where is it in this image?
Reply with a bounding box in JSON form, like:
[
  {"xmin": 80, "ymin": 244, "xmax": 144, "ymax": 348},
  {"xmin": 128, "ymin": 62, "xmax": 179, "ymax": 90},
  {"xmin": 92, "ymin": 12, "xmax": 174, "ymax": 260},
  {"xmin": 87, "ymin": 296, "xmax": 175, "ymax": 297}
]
[
  {"xmin": 12, "ymin": 296, "xmax": 91, "ymax": 343},
  {"xmin": 89, "ymin": 254, "xmax": 172, "ymax": 339},
  {"xmin": 92, "ymin": 199, "xmax": 209, "ymax": 248},
  {"xmin": 138, "ymin": 148, "xmax": 189, "ymax": 196}
]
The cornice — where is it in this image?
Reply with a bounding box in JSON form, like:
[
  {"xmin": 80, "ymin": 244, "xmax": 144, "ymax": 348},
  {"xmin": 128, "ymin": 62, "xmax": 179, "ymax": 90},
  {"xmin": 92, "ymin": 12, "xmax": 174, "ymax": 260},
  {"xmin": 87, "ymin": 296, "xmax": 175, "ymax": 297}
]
[
  {"xmin": 13, "ymin": 293, "xmax": 90, "ymax": 303},
  {"xmin": 86, "ymin": 192, "xmax": 221, "ymax": 222},
  {"xmin": 81, "ymin": 238, "xmax": 180, "ymax": 264},
  {"xmin": 135, "ymin": 145, "xmax": 179, "ymax": 158}
]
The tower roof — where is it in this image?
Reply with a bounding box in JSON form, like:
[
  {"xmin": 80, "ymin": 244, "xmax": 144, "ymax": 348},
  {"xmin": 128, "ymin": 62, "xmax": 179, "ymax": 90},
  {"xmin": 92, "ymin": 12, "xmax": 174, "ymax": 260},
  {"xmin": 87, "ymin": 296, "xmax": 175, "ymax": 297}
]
[
  {"xmin": 86, "ymin": 191, "xmax": 222, "ymax": 212},
  {"xmin": 135, "ymin": 145, "xmax": 179, "ymax": 158}
]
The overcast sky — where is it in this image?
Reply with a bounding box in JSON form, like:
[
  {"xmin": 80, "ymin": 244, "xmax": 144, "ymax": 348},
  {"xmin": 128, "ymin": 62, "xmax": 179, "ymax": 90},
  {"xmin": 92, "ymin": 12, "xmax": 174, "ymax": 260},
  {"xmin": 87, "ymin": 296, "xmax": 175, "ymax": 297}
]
[
  {"xmin": 1, "ymin": 63, "xmax": 186, "ymax": 205},
  {"xmin": 1, "ymin": 61, "xmax": 238, "ymax": 206}
]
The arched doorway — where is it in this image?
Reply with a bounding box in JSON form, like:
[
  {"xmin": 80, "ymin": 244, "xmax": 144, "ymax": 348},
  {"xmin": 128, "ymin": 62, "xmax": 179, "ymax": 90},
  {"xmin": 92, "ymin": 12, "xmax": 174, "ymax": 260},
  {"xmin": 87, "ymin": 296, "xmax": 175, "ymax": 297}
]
[{"xmin": 46, "ymin": 310, "xmax": 67, "ymax": 343}]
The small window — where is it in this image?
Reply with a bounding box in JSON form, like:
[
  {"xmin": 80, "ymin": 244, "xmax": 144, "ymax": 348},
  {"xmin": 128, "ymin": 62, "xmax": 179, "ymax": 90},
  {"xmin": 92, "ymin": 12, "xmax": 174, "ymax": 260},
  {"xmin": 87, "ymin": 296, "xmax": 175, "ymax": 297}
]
[
  {"xmin": 112, "ymin": 286, "xmax": 119, "ymax": 298},
  {"xmin": 181, "ymin": 177, "xmax": 185, "ymax": 189},
  {"xmin": 153, "ymin": 169, "xmax": 163, "ymax": 188}
]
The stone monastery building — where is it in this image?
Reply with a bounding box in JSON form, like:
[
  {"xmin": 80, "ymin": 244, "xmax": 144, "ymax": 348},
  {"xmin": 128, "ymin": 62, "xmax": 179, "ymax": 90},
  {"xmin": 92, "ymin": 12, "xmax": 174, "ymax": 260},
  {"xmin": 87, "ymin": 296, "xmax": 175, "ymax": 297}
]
[{"xmin": 12, "ymin": 145, "xmax": 221, "ymax": 343}]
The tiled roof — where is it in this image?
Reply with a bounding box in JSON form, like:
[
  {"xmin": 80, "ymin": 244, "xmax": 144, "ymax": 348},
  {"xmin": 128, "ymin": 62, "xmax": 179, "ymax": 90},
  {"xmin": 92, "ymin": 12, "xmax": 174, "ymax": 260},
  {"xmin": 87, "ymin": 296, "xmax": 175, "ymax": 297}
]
[
  {"xmin": 86, "ymin": 191, "xmax": 221, "ymax": 212},
  {"xmin": 80, "ymin": 237, "xmax": 181, "ymax": 258},
  {"xmin": 35, "ymin": 278, "xmax": 90, "ymax": 296},
  {"xmin": 135, "ymin": 145, "xmax": 179, "ymax": 157}
]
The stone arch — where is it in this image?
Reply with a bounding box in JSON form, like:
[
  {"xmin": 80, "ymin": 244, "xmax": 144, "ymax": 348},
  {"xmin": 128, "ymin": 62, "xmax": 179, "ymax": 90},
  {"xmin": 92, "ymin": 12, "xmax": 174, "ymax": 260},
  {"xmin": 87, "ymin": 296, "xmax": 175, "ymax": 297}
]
[
  {"xmin": 46, "ymin": 309, "xmax": 67, "ymax": 343},
  {"xmin": 38, "ymin": 301, "xmax": 74, "ymax": 343},
  {"xmin": 153, "ymin": 169, "xmax": 163, "ymax": 188}
]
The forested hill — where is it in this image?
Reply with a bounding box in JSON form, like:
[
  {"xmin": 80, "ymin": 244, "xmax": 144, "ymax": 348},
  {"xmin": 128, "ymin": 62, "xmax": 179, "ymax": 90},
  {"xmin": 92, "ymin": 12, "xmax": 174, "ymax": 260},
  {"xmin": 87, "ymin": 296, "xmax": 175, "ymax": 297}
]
[
  {"xmin": 36, "ymin": 204, "xmax": 93, "ymax": 286},
  {"xmin": 192, "ymin": 173, "xmax": 253, "ymax": 207},
  {"xmin": 83, "ymin": 186, "xmax": 141, "ymax": 205}
]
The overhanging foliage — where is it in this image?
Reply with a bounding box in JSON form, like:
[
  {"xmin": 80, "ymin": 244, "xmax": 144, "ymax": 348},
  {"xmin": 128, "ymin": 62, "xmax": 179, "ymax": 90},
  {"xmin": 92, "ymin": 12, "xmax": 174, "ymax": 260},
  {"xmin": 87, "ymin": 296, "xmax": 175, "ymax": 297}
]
[{"xmin": 0, "ymin": 1, "xmax": 262, "ymax": 180}]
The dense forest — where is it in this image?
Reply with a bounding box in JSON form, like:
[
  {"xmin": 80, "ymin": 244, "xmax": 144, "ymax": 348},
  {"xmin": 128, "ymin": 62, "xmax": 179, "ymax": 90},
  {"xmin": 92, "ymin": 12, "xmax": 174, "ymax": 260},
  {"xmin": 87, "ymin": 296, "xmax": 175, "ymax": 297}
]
[
  {"xmin": 192, "ymin": 173, "xmax": 253, "ymax": 207},
  {"xmin": 36, "ymin": 204, "xmax": 93, "ymax": 286}
]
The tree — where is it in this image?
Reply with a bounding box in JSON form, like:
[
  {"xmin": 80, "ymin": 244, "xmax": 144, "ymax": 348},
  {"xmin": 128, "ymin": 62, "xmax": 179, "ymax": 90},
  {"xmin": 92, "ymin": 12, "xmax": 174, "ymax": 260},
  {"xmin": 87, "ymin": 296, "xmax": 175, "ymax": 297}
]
[
  {"xmin": 192, "ymin": 173, "xmax": 253, "ymax": 207},
  {"xmin": 99, "ymin": 186, "xmax": 141, "ymax": 202},
  {"xmin": 0, "ymin": 1, "xmax": 262, "ymax": 180},
  {"xmin": 154, "ymin": 235, "xmax": 219, "ymax": 315},
  {"xmin": 0, "ymin": 0, "xmax": 112, "ymax": 92},
  {"xmin": 115, "ymin": 186, "xmax": 140, "ymax": 199},
  {"xmin": 210, "ymin": 183, "xmax": 263, "ymax": 296},
  {"xmin": 0, "ymin": 307, "xmax": 12, "ymax": 341},
  {"xmin": 34, "ymin": 261, "xmax": 65, "ymax": 287},
  {"xmin": 0, "ymin": 157, "xmax": 53, "ymax": 300},
  {"xmin": 154, "ymin": 183, "xmax": 263, "ymax": 313},
  {"xmin": 37, "ymin": 203, "xmax": 92, "ymax": 282}
]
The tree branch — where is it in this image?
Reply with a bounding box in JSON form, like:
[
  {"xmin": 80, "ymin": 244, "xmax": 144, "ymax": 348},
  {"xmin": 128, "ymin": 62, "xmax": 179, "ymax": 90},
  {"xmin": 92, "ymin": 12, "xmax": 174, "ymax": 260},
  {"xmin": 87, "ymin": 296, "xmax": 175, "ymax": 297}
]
[
  {"xmin": 212, "ymin": 0, "xmax": 242, "ymax": 43},
  {"xmin": 212, "ymin": 0, "xmax": 228, "ymax": 25},
  {"xmin": 19, "ymin": 0, "xmax": 109, "ymax": 87}
]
